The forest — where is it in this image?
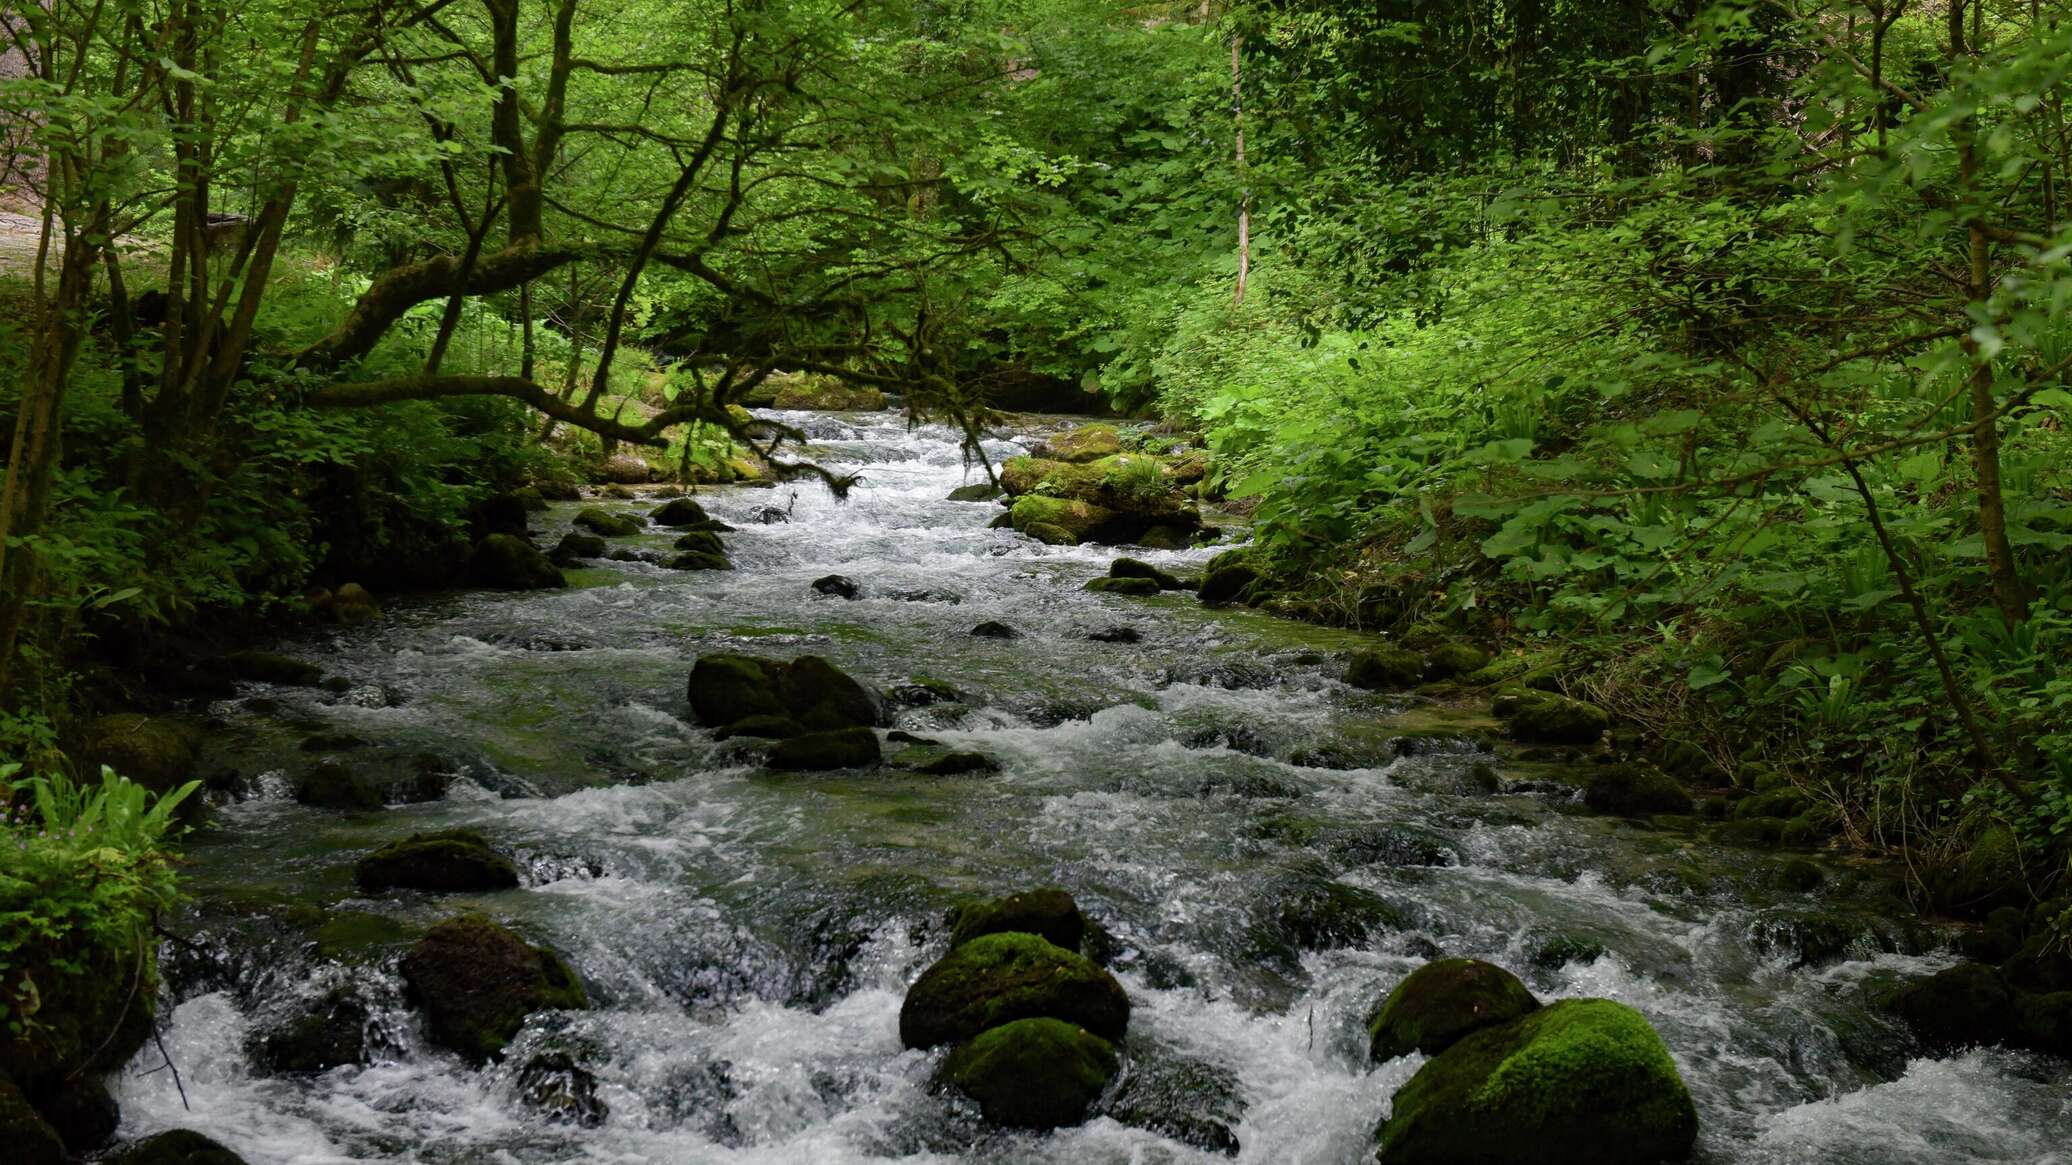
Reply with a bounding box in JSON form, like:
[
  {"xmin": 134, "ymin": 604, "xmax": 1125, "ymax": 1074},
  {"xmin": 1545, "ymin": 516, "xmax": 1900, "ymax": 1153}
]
[{"xmin": 2, "ymin": 1, "xmax": 2069, "ymax": 1162}]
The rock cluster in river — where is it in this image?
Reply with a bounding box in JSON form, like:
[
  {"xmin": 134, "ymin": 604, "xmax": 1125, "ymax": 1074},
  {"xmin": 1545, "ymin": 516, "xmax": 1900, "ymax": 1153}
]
[
  {"xmin": 688, "ymin": 652, "xmax": 889, "ymax": 768},
  {"xmin": 996, "ymin": 423, "xmax": 1205, "ymax": 547},
  {"xmin": 900, "ymin": 888, "xmax": 1131, "ymax": 1129},
  {"xmin": 1368, "ymin": 959, "xmax": 1698, "ymax": 1165}
]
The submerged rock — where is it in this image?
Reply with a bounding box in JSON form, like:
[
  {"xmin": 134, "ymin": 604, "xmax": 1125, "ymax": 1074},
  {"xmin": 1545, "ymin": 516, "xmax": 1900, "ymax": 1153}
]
[
  {"xmin": 948, "ymin": 887, "xmax": 1086, "ymax": 952},
  {"xmin": 944, "ymin": 1017, "xmax": 1118, "ymax": 1130},
  {"xmin": 516, "ymin": 1048, "xmax": 609, "ymax": 1128},
  {"xmin": 1088, "ymin": 625, "xmax": 1142, "ymax": 644},
  {"xmin": 1495, "ymin": 690, "xmax": 1611, "ymax": 745},
  {"xmin": 1583, "ymin": 765, "xmax": 1693, "ymax": 817},
  {"xmin": 464, "ymin": 534, "xmax": 567, "ymax": 590},
  {"xmin": 1368, "ymin": 958, "xmax": 1541, "ymax": 1064},
  {"xmin": 1104, "ymin": 1041, "xmax": 1245, "ymax": 1155},
  {"xmin": 1376, "ymin": 998, "xmax": 1698, "ymax": 1165},
  {"xmin": 355, "ymin": 830, "xmax": 520, "ymax": 893},
  {"xmin": 767, "ymin": 727, "xmax": 882, "ymax": 771},
  {"xmin": 573, "ymin": 507, "xmax": 642, "ymax": 536},
  {"xmin": 400, "ymin": 916, "xmax": 587, "ymax": 1063},
  {"xmin": 1892, "ymin": 962, "xmax": 2017, "ymax": 1052},
  {"xmin": 899, "ymin": 932, "xmax": 1130, "ymax": 1049},
  {"xmin": 106, "ymin": 1129, "xmax": 249, "ymax": 1165},
  {"xmin": 916, "ymin": 751, "xmax": 1000, "ymax": 776}
]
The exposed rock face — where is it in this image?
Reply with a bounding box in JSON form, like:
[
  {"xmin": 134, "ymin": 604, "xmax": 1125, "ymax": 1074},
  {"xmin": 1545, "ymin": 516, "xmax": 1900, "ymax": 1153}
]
[{"xmin": 399, "ymin": 916, "xmax": 587, "ymax": 1063}]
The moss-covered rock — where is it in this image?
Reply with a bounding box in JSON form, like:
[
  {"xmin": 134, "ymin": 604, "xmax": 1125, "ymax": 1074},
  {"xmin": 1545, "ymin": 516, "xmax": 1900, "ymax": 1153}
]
[
  {"xmin": 1732, "ymin": 787, "xmax": 1811, "ymax": 821},
  {"xmin": 106, "ymin": 1130, "xmax": 249, "ymax": 1165},
  {"xmin": 1347, "ymin": 647, "xmax": 1424, "ymax": 691},
  {"xmin": 1368, "ymin": 958, "xmax": 1541, "ymax": 1064},
  {"xmin": 948, "ymin": 887, "xmax": 1085, "ymax": 952},
  {"xmin": 1010, "ymin": 495, "xmax": 1116, "ymax": 543},
  {"xmin": 673, "ymin": 530, "xmax": 728, "ymax": 557},
  {"xmin": 2016, "ymin": 990, "xmax": 2072, "ymax": 1056},
  {"xmin": 1024, "ymin": 521, "xmax": 1078, "ymax": 545},
  {"xmin": 1922, "ymin": 824, "xmax": 2028, "ymax": 918},
  {"xmin": 1034, "ymin": 424, "xmax": 1124, "ymax": 463},
  {"xmin": 400, "ymin": 916, "xmax": 586, "ymax": 1063},
  {"xmin": 78, "ymin": 714, "xmax": 201, "ymax": 794},
  {"xmin": 1109, "ymin": 557, "xmax": 1185, "ymax": 590},
  {"xmin": 899, "ymin": 932, "xmax": 1130, "ymax": 1049},
  {"xmin": 666, "ymin": 549, "xmax": 734, "ymax": 571},
  {"xmin": 1377, "ymin": 998, "xmax": 1698, "ymax": 1165},
  {"xmin": 573, "ymin": 507, "xmax": 642, "ymax": 536},
  {"xmin": 1424, "ymin": 642, "xmax": 1493, "ymax": 681},
  {"xmin": 1583, "ymin": 766, "xmax": 1693, "ymax": 817},
  {"xmin": 772, "ymin": 380, "xmax": 887, "ymax": 410},
  {"xmin": 293, "ymin": 760, "xmax": 384, "ymax": 810},
  {"xmin": 947, "ymin": 482, "xmax": 1002, "ymax": 502},
  {"xmin": 1197, "ymin": 564, "xmax": 1259, "ymax": 607},
  {"xmin": 650, "ymin": 497, "xmax": 713, "ymax": 527},
  {"xmin": 687, "ymin": 653, "xmax": 881, "ymax": 732},
  {"xmin": 716, "ymin": 714, "xmax": 805, "ymax": 740},
  {"xmin": 916, "ymin": 750, "xmax": 1000, "ymax": 775},
  {"xmin": 1891, "ymin": 962, "xmax": 2017, "ymax": 1052},
  {"xmin": 943, "ymin": 1017, "xmax": 1118, "ymax": 1130},
  {"xmin": 1085, "ymin": 575, "xmax": 1160, "ymax": 597},
  {"xmin": 464, "ymin": 534, "xmax": 567, "ymax": 590},
  {"xmin": 767, "ymin": 727, "xmax": 882, "ymax": 771},
  {"xmin": 355, "ymin": 830, "xmax": 520, "ymax": 893},
  {"xmin": 1494, "ymin": 691, "xmax": 1611, "ymax": 745},
  {"xmin": 549, "ymin": 532, "xmax": 607, "ymax": 565},
  {"xmin": 0, "ymin": 1076, "xmax": 63, "ymax": 1165}
]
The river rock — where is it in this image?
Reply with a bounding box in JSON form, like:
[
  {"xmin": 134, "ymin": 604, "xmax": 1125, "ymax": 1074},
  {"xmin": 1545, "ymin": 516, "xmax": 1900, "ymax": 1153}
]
[
  {"xmin": 1583, "ymin": 765, "xmax": 1693, "ymax": 817},
  {"xmin": 1085, "ymin": 575, "xmax": 1159, "ymax": 596},
  {"xmin": 687, "ymin": 653, "xmax": 881, "ymax": 733},
  {"xmin": 650, "ymin": 497, "xmax": 713, "ymax": 527},
  {"xmin": 767, "ymin": 727, "xmax": 882, "ymax": 771},
  {"xmin": 221, "ymin": 651, "xmax": 324, "ymax": 686},
  {"xmin": 573, "ymin": 507, "xmax": 642, "ymax": 536},
  {"xmin": 78, "ymin": 713, "xmax": 201, "ymax": 793},
  {"xmin": 400, "ymin": 916, "xmax": 587, "ymax": 1062},
  {"xmin": 470, "ymin": 492, "xmax": 531, "ymax": 539},
  {"xmin": 1023, "ymin": 519, "xmax": 1080, "ymax": 545},
  {"xmin": 947, "ymin": 482, "xmax": 1001, "ymax": 502},
  {"xmin": 106, "ymin": 1129, "xmax": 249, "ymax": 1165},
  {"xmin": 516, "ymin": 1048, "xmax": 609, "ymax": 1127},
  {"xmin": 970, "ymin": 621, "xmax": 1019, "ymax": 639},
  {"xmin": 296, "ymin": 760, "xmax": 384, "ymax": 810},
  {"xmin": 330, "ymin": 582, "xmax": 382, "ymax": 624},
  {"xmin": 674, "ymin": 530, "xmax": 726, "ymax": 556},
  {"xmin": 1376, "ymin": 998, "xmax": 1698, "ymax": 1165},
  {"xmin": 1109, "ymin": 557, "xmax": 1184, "ymax": 590},
  {"xmin": 464, "ymin": 534, "xmax": 567, "ymax": 590},
  {"xmin": 549, "ymin": 532, "xmax": 606, "ymax": 565},
  {"xmin": 1088, "ymin": 625, "xmax": 1142, "ymax": 643},
  {"xmin": 1424, "ymin": 642, "xmax": 1493, "ymax": 680},
  {"xmin": 899, "ymin": 932, "xmax": 1130, "ymax": 1049},
  {"xmin": 667, "ymin": 549, "xmax": 733, "ymax": 571},
  {"xmin": 948, "ymin": 887, "xmax": 1086, "ymax": 952},
  {"xmin": 1034, "ymin": 424, "xmax": 1124, "ymax": 463},
  {"xmin": 716, "ymin": 714, "xmax": 805, "ymax": 740},
  {"xmin": 356, "ymin": 830, "xmax": 521, "ymax": 893},
  {"xmin": 812, "ymin": 574, "xmax": 863, "ymax": 600},
  {"xmin": 535, "ymin": 480, "xmax": 582, "ymax": 501},
  {"xmin": 1347, "ymin": 646, "xmax": 1423, "ymax": 691},
  {"xmin": 917, "ymin": 751, "xmax": 999, "ymax": 775},
  {"xmin": 1495, "ymin": 690, "xmax": 1611, "ymax": 745},
  {"xmin": 0, "ymin": 1077, "xmax": 62, "ymax": 1165},
  {"xmin": 33, "ymin": 1075, "xmax": 118, "ymax": 1153},
  {"xmin": 1135, "ymin": 524, "xmax": 1194, "ymax": 550},
  {"xmin": 1368, "ymin": 958, "xmax": 1541, "ymax": 1063},
  {"xmin": 1891, "ymin": 962, "xmax": 2017, "ymax": 1052},
  {"xmin": 1197, "ymin": 563, "xmax": 1258, "ymax": 606},
  {"xmin": 943, "ymin": 1017, "xmax": 1118, "ymax": 1130},
  {"xmin": 1104, "ymin": 1041, "xmax": 1245, "ymax": 1154},
  {"xmin": 249, "ymin": 991, "xmax": 368, "ymax": 1074}
]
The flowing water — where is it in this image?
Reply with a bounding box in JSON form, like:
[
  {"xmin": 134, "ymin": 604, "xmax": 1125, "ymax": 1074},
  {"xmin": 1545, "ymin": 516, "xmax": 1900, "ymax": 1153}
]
[{"xmin": 121, "ymin": 411, "xmax": 2070, "ymax": 1164}]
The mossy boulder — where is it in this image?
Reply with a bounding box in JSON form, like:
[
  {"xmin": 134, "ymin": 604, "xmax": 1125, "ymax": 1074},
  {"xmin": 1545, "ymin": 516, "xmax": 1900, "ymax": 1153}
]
[
  {"xmin": 78, "ymin": 713, "xmax": 201, "ymax": 794},
  {"xmin": 1024, "ymin": 521, "xmax": 1079, "ymax": 546},
  {"xmin": 915, "ymin": 750, "xmax": 1000, "ymax": 775},
  {"xmin": 549, "ymin": 532, "xmax": 607, "ymax": 565},
  {"xmin": 649, "ymin": 497, "xmax": 713, "ymax": 527},
  {"xmin": 1732, "ymin": 787, "xmax": 1811, "ymax": 821},
  {"xmin": 1583, "ymin": 766, "xmax": 1693, "ymax": 817},
  {"xmin": 674, "ymin": 530, "xmax": 727, "ymax": 556},
  {"xmin": 899, "ymin": 932, "xmax": 1130, "ymax": 1049},
  {"xmin": 1368, "ymin": 958, "xmax": 1542, "ymax": 1064},
  {"xmin": 106, "ymin": 1130, "xmax": 250, "ymax": 1165},
  {"xmin": 1198, "ymin": 563, "xmax": 1260, "ymax": 607},
  {"xmin": 1424, "ymin": 642, "xmax": 1493, "ymax": 681},
  {"xmin": 1109, "ymin": 557, "xmax": 1185, "ymax": 590},
  {"xmin": 1494, "ymin": 691, "xmax": 1611, "ymax": 745},
  {"xmin": 970, "ymin": 621, "xmax": 1019, "ymax": 639},
  {"xmin": 295, "ymin": 760, "xmax": 385, "ymax": 810},
  {"xmin": 687, "ymin": 653, "xmax": 881, "ymax": 733},
  {"xmin": 355, "ymin": 830, "xmax": 520, "ymax": 893},
  {"xmin": 572, "ymin": 507, "xmax": 642, "ymax": 536},
  {"xmin": 1890, "ymin": 962, "xmax": 2017, "ymax": 1052},
  {"xmin": 947, "ymin": 482, "xmax": 1001, "ymax": 502},
  {"xmin": 1377, "ymin": 998, "xmax": 1698, "ymax": 1165},
  {"xmin": 400, "ymin": 916, "xmax": 587, "ymax": 1062},
  {"xmin": 716, "ymin": 714, "xmax": 804, "ymax": 740},
  {"xmin": 948, "ymin": 887, "xmax": 1085, "ymax": 952},
  {"xmin": 943, "ymin": 1017, "xmax": 1119, "ymax": 1130},
  {"xmin": 1034, "ymin": 424, "xmax": 1124, "ymax": 463},
  {"xmin": 666, "ymin": 550, "xmax": 734, "ymax": 571},
  {"xmin": 1348, "ymin": 647, "xmax": 1424, "ymax": 691},
  {"xmin": 1085, "ymin": 575, "xmax": 1160, "ymax": 597},
  {"xmin": 2016, "ymin": 990, "xmax": 2072, "ymax": 1056},
  {"xmin": 464, "ymin": 534, "xmax": 567, "ymax": 590},
  {"xmin": 773, "ymin": 380, "xmax": 887, "ymax": 410},
  {"xmin": 767, "ymin": 727, "xmax": 882, "ymax": 771},
  {"xmin": 1010, "ymin": 495, "xmax": 1116, "ymax": 543},
  {"xmin": 812, "ymin": 574, "xmax": 863, "ymax": 600},
  {"xmin": 0, "ymin": 1077, "xmax": 62, "ymax": 1165}
]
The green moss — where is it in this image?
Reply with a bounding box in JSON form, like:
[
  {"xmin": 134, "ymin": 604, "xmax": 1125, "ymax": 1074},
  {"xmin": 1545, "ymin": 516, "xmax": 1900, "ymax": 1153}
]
[
  {"xmin": 1038, "ymin": 424, "xmax": 1124, "ymax": 463},
  {"xmin": 944, "ymin": 1017, "xmax": 1119, "ymax": 1129},
  {"xmin": 316, "ymin": 910, "xmax": 420, "ymax": 959},
  {"xmin": 1494, "ymin": 690, "xmax": 1610, "ymax": 745},
  {"xmin": 899, "ymin": 931, "xmax": 1129, "ymax": 1049},
  {"xmin": 1368, "ymin": 958, "xmax": 1540, "ymax": 1063},
  {"xmin": 1348, "ymin": 646, "xmax": 1424, "ymax": 691},
  {"xmin": 949, "ymin": 888, "xmax": 1084, "ymax": 952},
  {"xmin": 399, "ymin": 915, "xmax": 587, "ymax": 1063},
  {"xmin": 1010, "ymin": 495, "xmax": 1115, "ymax": 542},
  {"xmin": 1424, "ymin": 642, "xmax": 1493, "ymax": 680},
  {"xmin": 1379, "ymin": 999, "xmax": 1697, "ymax": 1165}
]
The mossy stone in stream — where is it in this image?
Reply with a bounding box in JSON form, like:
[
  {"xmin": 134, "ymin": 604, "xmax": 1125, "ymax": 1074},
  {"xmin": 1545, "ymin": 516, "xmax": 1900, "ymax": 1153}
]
[
  {"xmin": 943, "ymin": 1017, "xmax": 1119, "ymax": 1130},
  {"xmin": 673, "ymin": 530, "xmax": 727, "ymax": 556},
  {"xmin": 1035, "ymin": 424, "xmax": 1124, "ymax": 463},
  {"xmin": 947, "ymin": 482, "xmax": 1002, "ymax": 502},
  {"xmin": 1134, "ymin": 524, "xmax": 1194, "ymax": 550},
  {"xmin": 1085, "ymin": 575, "xmax": 1159, "ymax": 597},
  {"xmin": 1368, "ymin": 958, "xmax": 1542, "ymax": 1064},
  {"xmin": 1197, "ymin": 563, "xmax": 1259, "ymax": 606},
  {"xmin": 1733, "ymin": 787, "xmax": 1810, "ymax": 820},
  {"xmin": 400, "ymin": 916, "xmax": 587, "ymax": 1063},
  {"xmin": 1891, "ymin": 962, "xmax": 2017, "ymax": 1052},
  {"xmin": 717, "ymin": 714, "xmax": 805, "ymax": 740},
  {"xmin": 948, "ymin": 887, "xmax": 1085, "ymax": 953},
  {"xmin": 666, "ymin": 549, "xmax": 734, "ymax": 571},
  {"xmin": 249, "ymin": 991, "xmax": 368, "ymax": 1074},
  {"xmin": 1347, "ymin": 646, "xmax": 1424, "ymax": 691},
  {"xmin": 0, "ymin": 1076, "xmax": 63, "ymax": 1165},
  {"xmin": 38, "ymin": 1075, "xmax": 119, "ymax": 1153},
  {"xmin": 315, "ymin": 910, "xmax": 420, "ymax": 959},
  {"xmin": 650, "ymin": 497, "xmax": 712, "ymax": 527},
  {"xmin": 918, "ymin": 751, "xmax": 1000, "ymax": 775},
  {"xmin": 1376, "ymin": 999, "xmax": 1697, "ymax": 1165},
  {"xmin": 573, "ymin": 506, "xmax": 642, "ymax": 536},
  {"xmin": 1494, "ymin": 690, "xmax": 1611, "ymax": 745},
  {"xmin": 105, "ymin": 1129, "xmax": 250, "ymax": 1165},
  {"xmin": 1010, "ymin": 495, "xmax": 1114, "ymax": 543},
  {"xmin": 1921, "ymin": 823, "xmax": 2027, "ymax": 917},
  {"xmin": 2016, "ymin": 991, "xmax": 2072, "ymax": 1056},
  {"xmin": 1110, "ymin": 557, "xmax": 1184, "ymax": 590},
  {"xmin": 1024, "ymin": 521, "xmax": 1078, "ymax": 545},
  {"xmin": 463, "ymin": 534, "xmax": 567, "ymax": 590},
  {"xmin": 1424, "ymin": 642, "xmax": 1493, "ymax": 681},
  {"xmin": 296, "ymin": 760, "xmax": 385, "ymax": 810},
  {"xmin": 780, "ymin": 656, "xmax": 883, "ymax": 729},
  {"xmin": 899, "ymin": 932, "xmax": 1130, "ymax": 1049},
  {"xmin": 767, "ymin": 727, "xmax": 882, "ymax": 771},
  {"xmin": 355, "ymin": 830, "xmax": 520, "ymax": 893},
  {"xmin": 1105, "ymin": 1040, "xmax": 1244, "ymax": 1154},
  {"xmin": 688, "ymin": 654, "xmax": 789, "ymax": 724},
  {"xmin": 549, "ymin": 532, "xmax": 607, "ymax": 565},
  {"xmin": 1583, "ymin": 765, "xmax": 1693, "ymax": 817}
]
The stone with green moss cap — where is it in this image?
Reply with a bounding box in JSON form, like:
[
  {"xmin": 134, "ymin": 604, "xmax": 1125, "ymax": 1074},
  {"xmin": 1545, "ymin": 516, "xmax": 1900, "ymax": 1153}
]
[
  {"xmin": 572, "ymin": 507, "xmax": 642, "ymax": 536},
  {"xmin": 400, "ymin": 915, "xmax": 587, "ymax": 1063},
  {"xmin": 1369, "ymin": 958, "xmax": 1541, "ymax": 1064},
  {"xmin": 1494, "ymin": 690, "xmax": 1611, "ymax": 746},
  {"xmin": 1377, "ymin": 998, "xmax": 1697, "ymax": 1165},
  {"xmin": 355, "ymin": 830, "xmax": 520, "ymax": 893},
  {"xmin": 948, "ymin": 887, "xmax": 1086, "ymax": 953},
  {"xmin": 943, "ymin": 1017, "xmax": 1119, "ymax": 1129},
  {"xmin": 899, "ymin": 931, "xmax": 1129, "ymax": 1049}
]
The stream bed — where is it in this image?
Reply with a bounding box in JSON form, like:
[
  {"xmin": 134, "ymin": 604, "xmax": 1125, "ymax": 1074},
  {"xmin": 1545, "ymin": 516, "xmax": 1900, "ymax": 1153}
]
[{"xmin": 120, "ymin": 411, "xmax": 2071, "ymax": 1164}]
